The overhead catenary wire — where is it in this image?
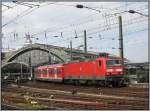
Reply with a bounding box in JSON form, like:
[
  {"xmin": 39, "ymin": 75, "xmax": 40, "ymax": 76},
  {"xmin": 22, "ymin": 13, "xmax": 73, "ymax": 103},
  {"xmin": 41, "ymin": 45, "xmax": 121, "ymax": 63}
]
[
  {"xmin": 30, "ymin": 6, "xmax": 147, "ymax": 37},
  {"xmin": 39, "ymin": 27, "xmax": 148, "ymax": 48},
  {"xmin": 3, "ymin": 27, "xmax": 148, "ymax": 52},
  {"xmin": 3, "ymin": 3, "xmax": 147, "ymax": 37},
  {"xmin": 2, "ymin": 2, "xmax": 57, "ymax": 28},
  {"xmin": 2, "ymin": 3, "xmax": 13, "ymax": 9},
  {"xmin": 2, "ymin": 3, "xmax": 19, "ymax": 12},
  {"xmin": 2, "ymin": 7, "xmax": 35, "ymax": 28},
  {"xmin": 3, "ymin": 13, "xmax": 147, "ymax": 43},
  {"xmin": 2, "ymin": 2, "xmax": 147, "ymax": 28},
  {"xmin": 12, "ymin": 1, "xmax": 40, "ymax": 8},
  {"xmin": 31, "ymin": 14, "xmax": 147, "ymax": 40},
  {"xmin": 2, "ymin": 1, "xmax": 148, "ymax": 52},
  {"xmin": 2, "ymin": 14, "xmax": 147, "ymax": 50}
]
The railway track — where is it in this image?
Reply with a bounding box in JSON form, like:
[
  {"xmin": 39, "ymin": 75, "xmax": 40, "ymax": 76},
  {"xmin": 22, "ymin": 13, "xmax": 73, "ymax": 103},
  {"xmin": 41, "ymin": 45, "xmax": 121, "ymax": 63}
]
[
  {"xmin": 23, "ymin": 81, "xmax": 149, "ymax": 98},
  {"xmin": 2, "ymin": 104, "xmax": 18, "ymax": 110},
  {"xmin": 6, "ymin": 85, "xmax": 147, "ymax": 101},
  {"xmin": 2, "ymin": 81, "xmax": 149, "ymax": 110},
  {"xmin": 2, "ymin": 90, "xmax": 148, "ymax": 110}
]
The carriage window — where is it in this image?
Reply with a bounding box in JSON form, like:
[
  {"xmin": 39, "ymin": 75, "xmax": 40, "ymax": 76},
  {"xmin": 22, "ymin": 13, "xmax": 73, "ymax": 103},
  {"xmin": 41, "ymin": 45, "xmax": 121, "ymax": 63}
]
[
  {"xmin": 48, "ymin": 69, "xmax": 51, "ymax": 74},
  {"xmin": 42, "ymin": 69, "xmax": 47, "ymax": 74},
  {"xmin": 57, "ymin": 69, "xmax": 61, "ymax": 74},
  {"xmin": 51, "ymin": 69, "xmax": 54, "ymax": 74},
  {"xmin": 38, "ymin": 70, "xmax": 41, "ymax": 74},
  {"xmin": 98, "ymin": 61, "xmax": 101, "ymax": 67}
]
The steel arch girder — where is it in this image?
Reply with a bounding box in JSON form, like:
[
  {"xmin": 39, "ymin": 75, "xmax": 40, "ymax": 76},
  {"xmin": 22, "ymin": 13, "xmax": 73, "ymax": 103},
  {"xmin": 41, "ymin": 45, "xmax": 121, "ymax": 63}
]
[{"xmin": 5, "ymin": 44, "xmax": 71, "ymax": 63}]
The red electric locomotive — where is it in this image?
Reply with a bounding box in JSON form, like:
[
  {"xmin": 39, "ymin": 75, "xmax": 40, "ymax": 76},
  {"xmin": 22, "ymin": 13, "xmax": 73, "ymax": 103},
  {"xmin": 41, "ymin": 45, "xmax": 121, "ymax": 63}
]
[{"xmin": 35, "ymin": 57, "xmax": 125, "ymax": 87}]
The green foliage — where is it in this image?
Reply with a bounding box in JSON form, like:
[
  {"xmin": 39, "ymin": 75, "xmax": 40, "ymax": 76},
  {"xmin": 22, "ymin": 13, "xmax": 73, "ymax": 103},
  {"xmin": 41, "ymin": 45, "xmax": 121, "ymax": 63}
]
[
  {"xmin": 105, "ymin": 100, "xmax": 115, "ymax": 104},
  {"xmin": 16, "ymin": 103, "xmax": 49, "ymax": 110},
  {"xmin": 123, "ymin": 74, "xmax": 130, "ymax": 82}
]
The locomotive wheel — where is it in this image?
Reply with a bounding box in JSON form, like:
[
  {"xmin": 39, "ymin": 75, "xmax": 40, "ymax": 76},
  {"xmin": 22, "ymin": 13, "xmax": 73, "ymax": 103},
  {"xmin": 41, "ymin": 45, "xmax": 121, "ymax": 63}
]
[
  {"xmin": 98, "ymin": 81, "xmax": 106, "ymax": 87},
  {"xmin": 62, "ymin": 79, "xmax": 65, "ymax": 84},
  {"xmin": 104, "ymin": 81, "xmax": 108, "ymax": 87},
  {"xmin": 96, "ymin": 81, "xmax": 103, "ymax": 87},
  {"xmin": 74, "ymin": 80, "xmax": 79, "ymax": 86},
  {"xmin": 86, "ymin": 80, "xmax": 92, "ymax": 86},
  {"xmin": 112, "ymin": 81, "xmax": 120, "ymax": 88},
  {"xmin": 107, "ymin": 81, "xmax": 113, "ymax": 88},
  {"xmin": 112, "ymin": 81, "xmax": 116, "ymax": 87}
]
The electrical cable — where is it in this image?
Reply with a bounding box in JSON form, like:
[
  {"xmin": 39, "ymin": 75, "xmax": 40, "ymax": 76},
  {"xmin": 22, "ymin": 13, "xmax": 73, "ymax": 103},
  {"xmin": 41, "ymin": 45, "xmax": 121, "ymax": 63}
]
[
  {"xmin": 2, "ymin": 2, "xmax": 57, "ymax": 28},
  {"xmin": 3, "ymin": 14, "xmax": 147, "ymax": 43},
  {"xmin": 31, "ymin": 7, "xmax": 147, "ymax": 37},
  {"xmin": 2, "ymin": 2, "xmax": 148, "ymax": 51},
  {"xmin": 41, "ymin": 15, "xmax": 147, "ymax": 40}
]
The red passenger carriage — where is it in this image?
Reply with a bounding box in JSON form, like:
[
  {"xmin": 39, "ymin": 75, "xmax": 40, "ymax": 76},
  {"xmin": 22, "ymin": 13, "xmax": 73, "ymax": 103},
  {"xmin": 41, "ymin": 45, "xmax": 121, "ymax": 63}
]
[{"xmin": 35, "ymin": 64, "xmax": 64, "ymax": 82}]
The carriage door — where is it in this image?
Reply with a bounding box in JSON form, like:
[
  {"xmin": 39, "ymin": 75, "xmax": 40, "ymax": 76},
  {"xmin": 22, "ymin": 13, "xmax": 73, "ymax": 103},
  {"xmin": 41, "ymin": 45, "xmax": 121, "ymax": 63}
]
[{"xmin": 54, "ymin": 68, "xmax": 58, "ymax": 79}]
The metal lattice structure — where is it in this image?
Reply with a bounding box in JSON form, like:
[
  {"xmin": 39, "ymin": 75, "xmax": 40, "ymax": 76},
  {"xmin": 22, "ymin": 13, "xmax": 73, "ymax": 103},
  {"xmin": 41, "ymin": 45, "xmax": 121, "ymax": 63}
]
[
  {"xmin": 5, "ymin": 43, "xmax": 70, "ymax": 63},
  {"xmin": 124, "ymin": 62, "xmax": 149, "ymax": 83}
]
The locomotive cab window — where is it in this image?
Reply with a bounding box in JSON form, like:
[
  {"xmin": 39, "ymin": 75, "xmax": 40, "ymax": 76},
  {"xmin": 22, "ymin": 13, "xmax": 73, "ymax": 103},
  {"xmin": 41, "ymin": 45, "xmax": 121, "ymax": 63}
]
[{"xmin": 107, "ymin": 60, "xmax": 121, "ymax": 66}]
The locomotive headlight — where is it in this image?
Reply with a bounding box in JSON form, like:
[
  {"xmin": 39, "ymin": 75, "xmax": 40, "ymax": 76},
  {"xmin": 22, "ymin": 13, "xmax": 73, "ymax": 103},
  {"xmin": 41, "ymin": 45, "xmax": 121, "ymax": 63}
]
[
  {"xmin": 107, "ymin": 69, "xmax": 114, "ymax": 72},
  {"xmin": 115, "ymin": 69, "xmax": 122, "ymax": 72}
]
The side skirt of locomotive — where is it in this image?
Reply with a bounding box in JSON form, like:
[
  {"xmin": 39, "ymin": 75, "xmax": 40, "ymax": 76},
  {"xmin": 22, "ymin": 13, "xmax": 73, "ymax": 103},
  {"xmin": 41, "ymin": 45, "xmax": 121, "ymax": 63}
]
[
  {"xmin": 35, "ymin": 76, "xmax": 125, "ymax": 87},
  {"xmin": 64, "ymin": 75, "xmax": 125, "ymax": 87}
]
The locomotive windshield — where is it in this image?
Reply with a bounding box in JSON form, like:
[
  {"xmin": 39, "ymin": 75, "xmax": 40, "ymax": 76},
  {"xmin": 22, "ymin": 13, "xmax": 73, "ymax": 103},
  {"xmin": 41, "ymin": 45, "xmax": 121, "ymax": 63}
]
[{"xmin": 106, "ymin": 60, "xmax": 121, "ymax": 66}]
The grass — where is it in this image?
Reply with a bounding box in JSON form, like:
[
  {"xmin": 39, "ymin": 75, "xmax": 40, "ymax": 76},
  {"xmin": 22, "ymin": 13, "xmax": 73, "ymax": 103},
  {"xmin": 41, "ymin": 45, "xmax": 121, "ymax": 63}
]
[
  {"xmin": 104, "ymin": 100, "xmax": 116, "ymax": 104},
  {"xmin": 16, "ymin": 103, "xmax": 49, "ymax": 110}
]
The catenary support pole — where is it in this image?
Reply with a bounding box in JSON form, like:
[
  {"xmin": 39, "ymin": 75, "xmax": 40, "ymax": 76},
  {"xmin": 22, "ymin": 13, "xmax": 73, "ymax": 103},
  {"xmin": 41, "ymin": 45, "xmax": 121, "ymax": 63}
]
[
  {"xmin": 84, "ymin": 30, "xmax": 87, "ymax": 57},
  {"xmin": 70, "ymin": 40, "xmax": 73, "ymax": 61},
  {"xmin": 119, "ymin": 16, "xmax": 124, "ymax": 69}
]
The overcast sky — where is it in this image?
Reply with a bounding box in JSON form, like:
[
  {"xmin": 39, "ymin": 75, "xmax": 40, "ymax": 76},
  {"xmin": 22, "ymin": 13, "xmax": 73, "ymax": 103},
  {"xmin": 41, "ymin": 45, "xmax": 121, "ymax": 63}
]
[{"xmin": 2, "ymin": 2, "xmax": 148, "ymax": 63}]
